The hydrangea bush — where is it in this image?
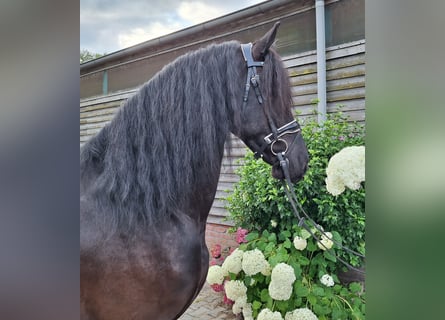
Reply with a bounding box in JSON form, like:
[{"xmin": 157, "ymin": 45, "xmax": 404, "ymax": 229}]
[
  {"xmin": 213, "ymin": 110, "xmax": 366, "ymax": 318},
  {"xmin": 207, "ymin": 225, "xmax": 365, "ymax": 319}
]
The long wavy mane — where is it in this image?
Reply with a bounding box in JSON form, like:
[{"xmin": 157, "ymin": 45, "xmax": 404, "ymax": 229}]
[{"xmin": 80, "ymin": 40, "xmax": 292, "ymax": 230}]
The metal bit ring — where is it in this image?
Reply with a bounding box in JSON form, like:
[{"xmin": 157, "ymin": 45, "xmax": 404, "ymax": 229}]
[{"xmin": 271, "ymin": 138, "xmax": 288, "ymax": 155}]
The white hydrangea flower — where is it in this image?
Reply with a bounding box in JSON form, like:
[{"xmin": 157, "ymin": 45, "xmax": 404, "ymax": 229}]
[
  {"xmin": 232, "ymin": 295, "xmax": 247, "ymax": 314},
  {"xmin": 293, "ymin": 235, "xmax": 307, "ymax": 250},
  {"xmin": 242, "ymin": 303, "xmax": 254, "ymax": 320},
  {"xmin": 224, "ymin": 280, "xmax": 247, "ymax": 301},
  {"xmin": 242, "ymin": 249, "xmax": 269, "ymax": 276},
  {"xmin": 325, "ymin": 146, "xmax": 365, "ymax": 196},
  {"xmin": 270, "ymin": 263, "xmax": 296, "ymax": 285},
  {"xmin": 261, "ymin": 263, "xmax": 272, "ymax": 276},
  {"xmin": 221, "ymin": 248, "xmax": 244, "ymax": 275},
  {"xmin": 320, "ymin": 274, "xmax": 334, "ymax": 287},
  {"xmin": 285, "ymin": 308, "xmax": 318, "ymax": 320},
  {"xmin": 206, "ymin": 265, "xmax": 226, "ymax": 285},
  {"xmin": 268, "ymin": 263, "xmax": 296, "ymax": 300},
  {"xmin": 269, "ymin": 282, "xmax": 293, "ymax": 301},
  {"xmin": 271, "ymin": 220, "xmax": 278, "ymax": 227},
  {"xmin": 325, "ymin": 175, "xmax": 345, "ymax": 196},
  {"xmin": 317, "ymin": 232, "xmax": 334, "ymax": 251},
  {"xmin": 258, "ymin": 308, "xmax": 284, "ymax": 320}
]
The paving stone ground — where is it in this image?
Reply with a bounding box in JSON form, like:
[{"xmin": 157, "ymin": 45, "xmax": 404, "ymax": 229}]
[{"xmin": 179, "ymin": 283, "xmax": 239, "ymax": 320}]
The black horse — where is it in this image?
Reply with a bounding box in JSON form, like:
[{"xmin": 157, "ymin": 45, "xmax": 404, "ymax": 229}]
[{"xmin": 80, "ymin": 23, "xmax": 309, "ymax": 320}]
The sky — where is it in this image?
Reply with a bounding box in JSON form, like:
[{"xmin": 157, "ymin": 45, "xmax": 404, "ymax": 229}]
[{"xmin": 80, "ymin": 0, "xmax": 265, "ymax": 55}]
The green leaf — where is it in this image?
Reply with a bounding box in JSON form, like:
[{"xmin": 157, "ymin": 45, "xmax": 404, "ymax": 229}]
[
  {"xmin": 275, "ymin": 300, "xmax": 289, "ymax": 312},
  {"xmin": 243, "ymin": 276, "xmax": 252, "ymax": 287},
  {"xmin": 300, "ymin": 228, "xmax": 312, "ymax": 239},
  {"xmin": 349, "ymin": 282, "xmax": 363, "ymax": 294},
  {"xmin": 264, "ymin": 242, "xmax": 275, "ymax": 254},
  {"xmin": 294, "ymin": 297, "xmax": 302, "ymax": 307},
  {"xmin": 276, "ymin": 250, "xmax": 289, "ymax": 263},
  {"xmin": 277, "ymin": 245, "xmax": 289, "ymax": 256},
  {"xmin": 289, "ymin": 261, "xmax": 302, "ymax": 279},
  {"xmin": 283, "ymin": 238, "xmax": 292, "ymax": 249},
  {"xmin": 268, "ymin": 233, "xmax": 277, "ymax": 242},
  {"xmin": 256, "ymin": 240, "xmax": 267, "ymax": 251},
  {"xmin": 312, "ymin": 286, "xmax": 325, "ymax": 296},
  {"xmin": 313, "ymin": 304, "xmax": 329, "ymax": 315},
  {"xmin": 332, "ymin": 307, "xmax": 346, "ymax": 320},
  {"xmin": 268, "ymin": 255, "xmax": 280, "ymax": 267},
  {"xmin": 333, "ymin": 284, "xmax": 342, "ymax": 293},
  {"xmin": 279, "ymin": 230, "xmax": 292, "ymax": 241},
  {"xmin": 307, "ymin": 293, "xmax": 317, "ymax": 306},
  {"xmin": 260, "ymin": 289, "xmax": 270, "ymax": 302},
  {"xmin": 245, "ymin": 232, "xmax": 259, "ymax": 242},
  {"xmin": 295, "ymin": 284, "xmax": 309, "ymax": 297},
  {"xmin": 323, "ymin": 250, "xmax": 337, "ymax": 263},
  {"xmin": 298, "ymin": 255, "xmax": 310, "ymax": 266},
  {"xmin": 252, "ymin": 300, "xmax": 262, "ymax": 310},
  {"xmin": 306, "ymin": 241, "xmax": 317, "ymax": 252},
  {"xmin": 266, "ymin": 296, "xmax": 274, "ymax": 309}
]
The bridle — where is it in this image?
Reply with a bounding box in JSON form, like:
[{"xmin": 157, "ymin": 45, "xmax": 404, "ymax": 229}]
[
  {"xmin": 240, "ymin": 43, "xmax": 301, "ymax": 161},
  {"xmin": 240, "ymin": 43, "xmax": 365, "ymax": 273}
]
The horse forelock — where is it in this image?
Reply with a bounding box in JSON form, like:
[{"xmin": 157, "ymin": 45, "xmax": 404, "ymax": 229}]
[{"xmin": 81, "ymin": 41, "xmax": 246, "ymax": 230}]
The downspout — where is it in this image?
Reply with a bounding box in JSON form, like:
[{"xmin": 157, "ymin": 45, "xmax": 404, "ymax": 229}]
[
  {"xmin": 102, "ymin": 70, "xmax": 108, "ymax": 95},
  {"xmin": 315, "ymin": 0, "xmax": 327, "ymax": 124}
]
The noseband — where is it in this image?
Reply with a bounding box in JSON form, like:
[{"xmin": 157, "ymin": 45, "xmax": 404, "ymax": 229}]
[{"xmin": 240, "ymin": 43, "xmax": 301, "ymax": 160}]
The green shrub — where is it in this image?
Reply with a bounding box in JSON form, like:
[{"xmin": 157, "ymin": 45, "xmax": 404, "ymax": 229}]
[{"xmin": 226, "ymin": 111, "xmax": 365, "ymax": 267}]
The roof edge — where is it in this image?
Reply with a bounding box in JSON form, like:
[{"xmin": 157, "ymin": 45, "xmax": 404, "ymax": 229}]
[{"xmin": 80, "ymin": 0, "xmax": 292, "ymax": 73}]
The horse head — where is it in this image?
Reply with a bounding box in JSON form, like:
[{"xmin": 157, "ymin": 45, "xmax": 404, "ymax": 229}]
[{"xmin": 234, "ymin": 22, "xmax": 309, "ymax": 183}]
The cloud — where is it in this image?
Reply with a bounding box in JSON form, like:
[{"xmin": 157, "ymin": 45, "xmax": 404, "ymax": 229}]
[
  {"xmin": 177, "ymin": 1, "xmax": 227, "ymax": 25},
  {"xmin": 117, "ymin": 21, "xmax": 182, "ymax": 48},
  {"xmin": 80, "ymin": 0, "xmax": 264, "ymax": 53}
]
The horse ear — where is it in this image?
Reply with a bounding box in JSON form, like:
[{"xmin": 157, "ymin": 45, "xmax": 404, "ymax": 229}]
[{"xmin": 252, "ymin": 21, "xmax": 280, "ymax": 60}]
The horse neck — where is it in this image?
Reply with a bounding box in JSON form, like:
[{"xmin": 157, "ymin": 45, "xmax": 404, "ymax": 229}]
[{"xmin": 82, "ymin": 45, "xmax": 243, "ymax": 231}]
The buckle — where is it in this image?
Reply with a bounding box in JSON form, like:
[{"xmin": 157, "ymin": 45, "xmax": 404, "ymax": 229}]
[{"xmin": 264, "ymin": 120, "xmax": 300, "ymax": 144}]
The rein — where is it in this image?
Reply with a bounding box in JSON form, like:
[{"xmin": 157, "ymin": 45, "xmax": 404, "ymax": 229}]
[
  {"xmin": 278, "ymin": 152, "xmax": 365, "ymax": 273},
  {"xmin": 240, "ymin": 43, "xmax": 365, "ymax": 273}
]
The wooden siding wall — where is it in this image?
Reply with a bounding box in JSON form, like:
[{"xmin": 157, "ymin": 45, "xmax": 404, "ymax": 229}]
[
  {"xmin": 80, "ymin": 40, "xmax": 365, "ymax": 225},
  {"xmin": 285, "ymin": 40, "xmax": 365, "ymax": 123}
]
